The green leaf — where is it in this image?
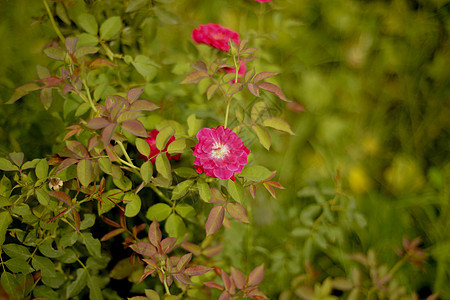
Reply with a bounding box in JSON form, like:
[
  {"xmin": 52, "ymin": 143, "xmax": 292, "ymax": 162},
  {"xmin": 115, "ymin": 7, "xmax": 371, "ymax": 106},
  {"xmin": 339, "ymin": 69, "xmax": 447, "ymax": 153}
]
[
  {"xmin": 124, "ymin": 193, "xmax": 142, "ymax": 217},
  {"xmin": 8, "ymin": 152, "xmax": 24, "ymax": 167},
  {"xmin": 39, "ymin": 239, "xmax": 64, "ymax": 258},
  {"xmin": 35, "ymin": 159, "xmax": 49, "ymax": 179},
  {"xmin": 7, "ymin": 83, "xmax": 41, "ymax": 104},
  {"xmin": 77, "ymin": 159, "xmax": 93, "ymax": 187},
  {"xmin": 146, "ymin": 203, "xmax": 172, "ymax": 222},
  {"xmin": 239, "ymin": 166, "xmax": 272, "ymax": 182},
  {"xmin": 164, "ymin": 214, "xmax": 186, "ymax": 238},
  {"xmin": 0, "ymin": 158, "xmax": 19, "ymax": 171},
  {"xmin": 155, "ymin": 153, "xmax": 171, "ymax": 179},
  {"xmin": 226, "ymin": 202, "xmax": 249, "ymax": 223},
  {"xmin": 33, "ymin": 285, "xmax": 59, "ymax": 299},
  {"xmin": 113, "ymin": 175, "xmax": 132, "ymax": 191},
  {"xmin": 300, "ymin": 205, "xmax": 322, "ymax": 227},
  {"xmin": 140, "ymin": 160, "xmax": 153, "ymax": 184},
  {"xmin": 171, "ymin": 180, "xmax": 194, "ymax": 200},
  {"xmin": 197, "ymin": 178, "xmax": 210, "ymax": 202},
  {"xmin": 43, "ymin": 47, "xmax": 66, "ymax": 61},
  {"xmin": 11, "ymin": 203, "xmax": 31, "ymax": 216},
  {"xmin": 99, "ymin": 189, "xmax": 123, "ymax": 215},
  {"xmin": 80, "ymin": 213, "xmax": 96, "ymax": 230},
  {"xmin": 81, "ymin": 232, "xmax": 101, "ymax": 257},
  {"xmin": 2, "ymin": 244, "xmax": 31, "ymax": 259},
  {"xmin": 31, "ymin": 255, "xmax": 56, "ymax": 277},
  {"xmin": 100, "ymin": 16, "xmax": 122, "ymax": 41},
  {"xmin": 126, "ymin": 0, "xmax": 148, "ymax": 13},
  {"xmin": 132, "ymin": 55, "xmax": 158, "ymax": 81},
  {"xmin": 153, "ymin": 6, "xmax": 179, "ymax": 25},
  {"xmin": 167, "ymin": 138, "xmax": 194, "ymax": 154},
  {"xmin": 292, "ymin": 227, "xmax": 311, "ymax": 238},
  {"xmin": 175, "ymin": 203, "xmax": 196, "ymax": 218},
  {"xmin": 1, "ymin": 272, "xmax": 20, "ymax": 297},
  {"xmin": 180, "ymin": 70, "xmax": 209, "ymax": 84},
  {"xmin": 174, "ymin": 167, "xmax": 198, "ymax": 178},
  {"xmin": 122, "ymin": 120, "xmax": 148, "ymax": 137},
  {"xmin": 78, "ymin": 13, "xmax": 98, "ymax": 35},
  {"xmin": 251, "ymin": 101, "xmax": 268, "ymax": 123},
  {"xmin": 252, "ymin": 125, "xmax": 271, "ymax": 150},
  {"xmin": 66, "ymin": 269, "xmax": 88, "ymax": 298},
  {"xmin": 21, "ymin": 158, "xmax": 40, "ymax": 170},
  {"xmin": 109, "ymin": 257, "xmax": 134, "ymax": 280},
  {"xmin": 98, "ymin": 157, "xmax": 112, "ymax": 175},
  {"xmin": 262, "ymin": 117, "xmax": 294, "ymax": 135},
  {"xmin": 0, "ymin": 175, "xmax": 11, "ymax": 198},
  {"xmin": 4, "ymin": 258, "xmax": 34, "ymax": 274},
  {"xmin": 87, "ymin": 276, "xmax": 104, "ymax": 300},
  {"xmin": 187, "ymin": 114, "xmax": 202, "ymax": 137},
  {"xmin": 156, "ymin": 127, "xmax": 174, "ymax": 151},
  {"xmin": 136, "ymin": 138, "xmax": 151, "ymax": 157},
  {"xmin": 227, "ymin": 180, "xmax": 244, "ymax": 204},
  {"xmin": 206, "ymin": 84, "xmax": 219, "ymax": 100},
  {"xmin": 0, "ymin": 211, "xmax": 12, "ymax": 246}
]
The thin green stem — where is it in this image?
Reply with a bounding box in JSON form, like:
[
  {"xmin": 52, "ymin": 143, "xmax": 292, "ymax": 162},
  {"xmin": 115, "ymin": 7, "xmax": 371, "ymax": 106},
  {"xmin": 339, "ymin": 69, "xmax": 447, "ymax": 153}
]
[
  {"xmin": 232, "ymin": 55, "xmax": 240, "ymax": 84},
  {"xmin": 82, "ymin": 78, "xmax": 98, "ymax": 114},
  {"xmin": 149, "ymin": 184, "xmax": 173, "ymax": 206},
  {"xmin": 389, "ymin": 255, "xmax": 408, "ymax": 276},
  {"xmin": 224, "ymin": 100, "xmax": 232, "ymax": 128},
  {"xmin": 163, "ymin": 273, "xmax": 171, "ymax": 295},
  {"xmin": 43, "ymin": 0, "xmax": 65, "ymax": 44},
  {"xmin": 117, "ymin": 141, "xmax": 136, "ymax": 169}
]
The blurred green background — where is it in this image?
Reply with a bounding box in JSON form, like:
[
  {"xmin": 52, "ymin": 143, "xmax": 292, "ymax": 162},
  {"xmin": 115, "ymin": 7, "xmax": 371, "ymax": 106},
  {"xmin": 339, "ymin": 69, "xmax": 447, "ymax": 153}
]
[{"xmin": 1, "ymin": 0, "xmax": 449, "ymax": 298}]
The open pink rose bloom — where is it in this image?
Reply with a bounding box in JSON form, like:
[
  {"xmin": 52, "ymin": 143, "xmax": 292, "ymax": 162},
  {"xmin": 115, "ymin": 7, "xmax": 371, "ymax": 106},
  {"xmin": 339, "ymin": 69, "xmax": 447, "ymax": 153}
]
[
  {"xmin": 140, "ymin": 129, "xmax": 181, "ymax": 163},
  {"xmin": 254, "ymin": 0, "xmax": 272, "ymax": 2},
  {"xmin": 191, "ymin": 23, "xmax": 239, "ymax": 52},
  {"xmin": 193, "ymin": 126, "xmax": 250, "ymax": 180}
]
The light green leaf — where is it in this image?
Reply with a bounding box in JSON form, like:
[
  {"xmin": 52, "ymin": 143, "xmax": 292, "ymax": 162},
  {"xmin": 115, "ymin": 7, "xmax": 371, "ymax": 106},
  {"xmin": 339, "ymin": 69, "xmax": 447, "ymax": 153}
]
[
  {"xmin": 167, "ymin": 138, "xmax": 194, "ymax": 154},
  {"xmin": 35, "ymin": 159, "xmax": 49, "ymax": 179},
  {"xmin": 187, "ymin": 114, "xmax": 202, "ymax": 137},
  {"xmin": 11, "ymin": 203, "xmax": 31, "ymax": 216},
  {"xmin": 132, "ymin": 55, "xmax": 158, "ymax": 81},
  {"xmin": 156, "ymin": 127, "xmax": 174, "ymax": 151},
  {"xmin": 81, "ymin": 232, "xmax": 101, "ymax": 257},
  {"xmin": 146, "ymin": 203, "xmax": 172, "ymax": 222},
  {"xmin": 35, "ymin": 188, "xmax": 50, "ymax": 206},
  {"xmin": 5, "ymin": 257, "xmax": 34, "ymax": 274},
  {"xmin": 197, "ymin": 178, "xmax": 210, "ymax": 202},
  {"xmin": 164, "ymin": 214, "xmax": 185, "ymax": 238},
  {"xmin": 239, "ymin": 166, "xmax": 272, "ymax": 182},
  {"xmin": 66, "ymin": 269, "xmax": 88, "ymax": 298},
  {"xmin": 2, "ymin": 244, "xmax": 31, "ymax": 259},
  {"xmin": 113, "ymin": 175, "xmax": 132, "ymax": 191},
  {"xmin": 175, "ymin": 203, "xmax": 196, "ymax": 218},
  {"xmin": 0, "ymin": 211, "xmax": 12, "ymax": 246},
  {"xmin": 124, "ymin": 193, "xmax": 141, "ymax": 217},
  {"xmin": 136, "ymin": 138, "xmax": 151, "ymax": 157},
  {"xmin": 174, "ymin": 167, "xmax": 198, "ymax": 178},
  {"xmin": 300, "ymin": 205, "xmax": 322, "ymax": 227},
  {"xmin": 140, "ymin": 160, "xmax": 153, "ymax": 184},
  {"xmin": 0, "ymin": 175, "xmax": 11, "ymax": 198},
  {"xmin": 100, "ymin": 16, "xmax": 122, "ymax": 41},
  {"xmin": 155, "ymin": 153, "xmax": 171, "ymax": 179},
  {"xmin": 31, "ymin": 255, "xmax": 56, "ymax": 277},
  {"xmin": 78, "ymin": 13, "xmax": 98, "ymax": 35},
  {"xmin": 251, "ymin": 101, "xmax": 268, "ymax": 122},
  {"xmin": 77, "ymin": 159, "xmax": 92, "ymax": 187},
  {"xmin": 1, "ymin": 272, "xmax": 20, "ymax": 297},
  {"xmin": 80, "ymin": 213, "xmax": 96, "ymax": 230},
  {"xmin": 0, "ymin": 158, "xmax": 19, "ymax": 171},
  {"xmin": 227, "ymin": 180, "xmax": 244, "ymax": 204},
  {"xmin": 98, "ymin": 157, "xmax": 112, "ymax": 175},
  {"xmin": 8, "ymin": 152, "xmax": 24, "ymax": 167},
  {"xmin": 60, "ymin": 231, "xmax": 78, "ymax": 248},
  {"xmin": 171, "ymin": 180, "xmax": 194, "ymax": 200},
  {"xmin": 262, "ymin": 117, "xmax": 294, "ymax": 135},
  {"xmin": 252, "ymin": 125, "xmax": 271, "ymax": 150}
]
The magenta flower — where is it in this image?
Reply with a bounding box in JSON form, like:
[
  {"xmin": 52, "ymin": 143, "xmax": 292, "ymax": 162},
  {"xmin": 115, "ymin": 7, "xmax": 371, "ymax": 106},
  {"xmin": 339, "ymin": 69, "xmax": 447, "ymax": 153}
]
[
  {"xmin": 191, "ymin": 23, "xmax": 239, "ymax": 52},
  {"xmin": 224, "ymin": 61, "xmax": 247, "ymax": 83},
  {"xmin": 139, "ymin": 129, "xmax": 181, "ymax": 163},
  {"xmin": 193, "ymin": 126, "xmax": 250, "ymax": 180},
  {"xmin": 254, "ymin": 0, "xmax": 272, "ymax": 2}
]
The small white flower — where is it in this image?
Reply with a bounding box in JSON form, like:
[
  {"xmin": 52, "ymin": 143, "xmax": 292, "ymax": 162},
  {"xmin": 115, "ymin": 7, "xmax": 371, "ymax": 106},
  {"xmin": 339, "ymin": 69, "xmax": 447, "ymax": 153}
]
[{"xmin": 49, "ymin": 177, "xmax": 63, "ymax": 191}]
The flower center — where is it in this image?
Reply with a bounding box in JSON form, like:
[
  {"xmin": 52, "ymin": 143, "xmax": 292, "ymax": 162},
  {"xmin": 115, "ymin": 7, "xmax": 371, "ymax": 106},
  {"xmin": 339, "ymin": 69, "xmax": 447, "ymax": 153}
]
[{"xmin": 211, "ymin": 142, "xmax": 230, "ymax": 159}]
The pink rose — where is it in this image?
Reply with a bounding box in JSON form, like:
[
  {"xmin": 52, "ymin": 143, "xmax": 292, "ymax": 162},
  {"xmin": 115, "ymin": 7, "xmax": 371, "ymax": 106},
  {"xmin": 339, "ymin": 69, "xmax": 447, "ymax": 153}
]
[
  {"xmin": 139, "ymin": 129, "xmax": 181, "ymax": 163},
  {"xmin": 254, "ymin": 0, "xmax": 272, "ymax": 2},
  {"xmin": 191, "ymin": 23, "xmax": 239, "ymax": 52},
  {"xmin": 193, "ymin": 126, "xmax": 250, "ymax": 180}
]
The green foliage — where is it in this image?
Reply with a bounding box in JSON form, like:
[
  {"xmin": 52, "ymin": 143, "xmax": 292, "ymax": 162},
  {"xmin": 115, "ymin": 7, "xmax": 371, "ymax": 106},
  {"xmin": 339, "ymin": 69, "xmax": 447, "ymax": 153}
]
[{"xmin": 0, "ymin": 0, "xmax": 448, "ymax": 299}]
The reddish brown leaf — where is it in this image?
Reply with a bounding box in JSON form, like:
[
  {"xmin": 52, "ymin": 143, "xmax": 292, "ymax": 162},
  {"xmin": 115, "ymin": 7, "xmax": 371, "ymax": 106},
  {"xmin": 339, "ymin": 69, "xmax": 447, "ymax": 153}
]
[
  {"xmin": 181, "ymin": 242, "xmax": 202, "ymax": 256},
  {"xmin": 202, "ymin": 244, "xmax": 222, "ymax": 257},
  {"xmin": 101, "ymin": 228, "xmax": 126, "ymax": 241},
  {"xmin": 249, "ymin": 185, "xmax": 256, "ymax": 199},
  {"xmin": 65, "ymin": 37, "xmax": 78, "ymax": 54},
  {"xmin": 253, "ymin": 72, "xmax": 279, "ymax": 84},
  {"xmin": 130, "ymin": 241, "xmax": 157, "ymax": 257},
  {"xmin": 205, "ymin": 206, "xmax": 225, "ymax": 236},
  {"xmin": 221, "ymin": 270, "xmax": 232, "ymax": 291},
  {"xmin": 102, "ymin": 123, "xmax": 117, "ymax": 148},
  {"xmin": 74, "ymin": 46, "xmax": 99, "ymax": 59},
  {"xmin": 49, "ymin": 191, "xmax": 72, "ymax": 207},
  {"xmin": 247, "ymin": 264, "xmax": 264, "ymax": 286},
  {"xmin": 101, "ymin": 215, "xmax": 120, "ymax": 228},
  {"xmin": 130, "ymin": 100, "xmax": 159, "ymax": 112},
  {"xmin": 88, "ymin": 136, "xmax": 100, "ymax": 151},
  {"xmin": 138, "ymin": 269, "xmax": 156, "ymax": 283},
  {"xmin": 89, "ymin": 58, "xmax": 116, "ymax": 69},
  {"xmin": 87, "ymin": 117, "xmax": 111, "ymax": 129},
  {"xmin": 148, "ymin": 220, "xmax": 162, "ymax": 247},
  {"xmin": 191, "ymin": 61, "xmax": 207, "ymax": 72},
  {"xmin": 40, "ymin": 88, "xmax": 53, "ymax": 110},
  {"xmin": 7, "ymin": 83, "xmax": 41, "ymax": 104},
  {"xmin": 122, "ymin": 120, "xmax": 147, "ymax": 137},
  {"xmin": 226, "ymin": 202, "xmax": 250, "ymax": 223},
  {"xmin": 72, "ymin": 209, "xmax": 81, "ymax": 232},
  {"xmin": 230, "ymin": 267, "xmax": 246, "ymax": 290},
  {"xmin": 258, "ymin": 82, "xmax": 290, "ymax": 102},
  {"xmin": 142, "ymin": 259, "xmax": 158, "ymax": 269},
  {"xmin": 219, "ymin": 290, "xmax": 231, "ymax": 300},
  {"xmin": 173, "ymin": 273, "xmax": 192, "ymax": 285},
  {"xmin": 180, "ymin": 70, "xmax": 209, "ymax": 84},
  {"xmin": 209, "ymin": 188, "xmax": 226, "ymax": 204},
  {"xmin": 55, "ymin": 157, "xmax": 78, "ymax": 174},
  {"xmin": 36, "ymin": 65, "xmax": 50, "ymax": 79},
  {"xmin": 204, "ymin": 281, "xmax": 224, "ymax": 290},
  {"xmin": 263, "ymin": 182, "xmax": 276, "ymax": 199},
  {"xmin": 247, "ymin": 83, "xmax": 260, "ymax": 97},
  {"xmin": 176, "ymin": 253, "xmax": 192, "ymax": 272},
  {"xmin": 127, "ymin": 87, "xmax": 144, "ymax": 104},
  {"xmin": 161, "ymin": 237, "xmax": 177, "ymax": 255},
  {"xmin": 66, "ymin": 140, "xmax": 89, "ymax": 159},
  {"xmin": 184, "ymin": 265, "xmax": 211, "ymax": 276},
  {"xmin": 39, "ymin": 76, "xmax": 65, "ymax": 88}
]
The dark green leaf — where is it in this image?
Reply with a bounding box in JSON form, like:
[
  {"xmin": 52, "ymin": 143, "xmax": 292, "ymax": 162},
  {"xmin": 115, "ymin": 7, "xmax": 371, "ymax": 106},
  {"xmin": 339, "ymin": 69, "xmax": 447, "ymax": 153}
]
[
  {"xmin": 43, "ymin": 47, "xmax": 66, "ymax": 61},
  {"xmin": 39, "ymin": 239, "xmax": 64, "ymax": 258},
  {"xmin": 77, "ymin": 159, "xmax": 93, "ymax": 187},
  {"xmin": 66, "ymin": 269, "xmax": 88, "ymax": 298},
  {"xmin": 81, "ymin": 232, "xmax": 101, "ymax": 257},
  {"xmin": 0, "ymin": 158, "xmax": 19, "ymax": 171},
  {"xmin": 100, "ymin": 16, "xmax": 122, "ymax": 41},
  {"xmin": 4, "ymin": 258, "xmax": 34, "ymax": 274},
  {"xmin": 2, "ymin": 244, "xmax": 31, "ymax": 259},
  {"xmin": 0, "ymin": 211, "xmax": 12, "ymax": 245},
  {"xmin": 1, "ymin": 272, "xmax": 20, "ymax": 297},
  {"xmin": 8, "ymin": 152, "xmax": 24, "ymax": 167},
  {"xmin": 31, "ymin": 255, "xmax": 56, "ymax": 277}
]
